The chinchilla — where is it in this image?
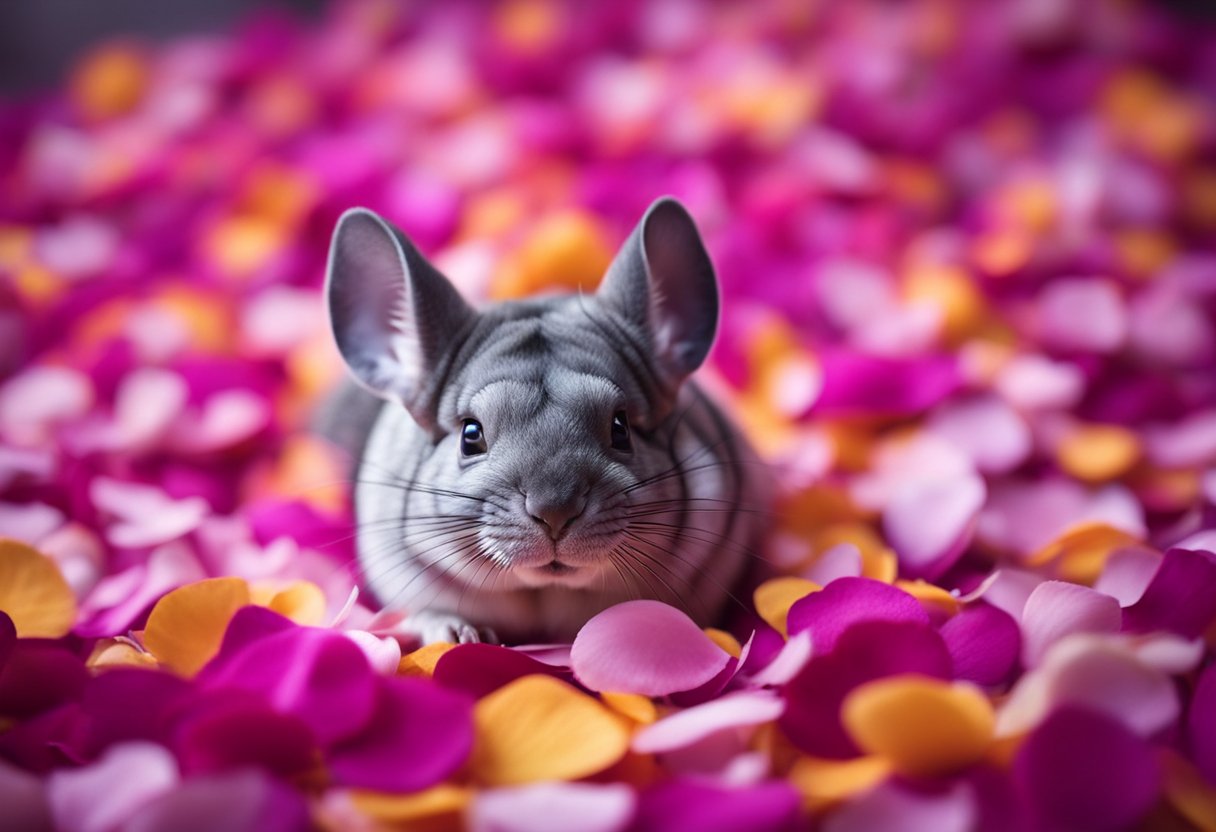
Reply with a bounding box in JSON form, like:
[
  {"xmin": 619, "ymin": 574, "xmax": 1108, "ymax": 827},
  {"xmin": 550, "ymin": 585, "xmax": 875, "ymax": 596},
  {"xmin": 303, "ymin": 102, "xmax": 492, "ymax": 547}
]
[{"xmin": 320, "ymin": 196, "xmax": 770, "ymax": 644}]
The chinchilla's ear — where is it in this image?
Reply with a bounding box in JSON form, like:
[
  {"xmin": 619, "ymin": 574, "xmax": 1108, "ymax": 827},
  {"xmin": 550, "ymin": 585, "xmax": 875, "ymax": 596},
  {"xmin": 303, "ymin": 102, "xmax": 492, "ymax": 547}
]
[
  {"xmin": 597, "ymin": 197, "xmax": 719, "ymax": 393},
  {"xmin": 326, "ymin": 208, "xmax": 475, "ymax": 424}
]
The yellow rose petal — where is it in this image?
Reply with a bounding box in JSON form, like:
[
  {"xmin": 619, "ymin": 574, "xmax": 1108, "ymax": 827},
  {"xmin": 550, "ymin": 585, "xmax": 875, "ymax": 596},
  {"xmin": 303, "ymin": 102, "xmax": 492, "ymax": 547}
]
[
  {"xmin": 87, "ymin": 639, "xmax": 158, "ymax": 670},
  {"xmin": 704, "ymin": 628, "xmax": 743, "ymax": 658},
  {"xmin": 1161, "ymin": 749, "xmax": 1216, "ymax": 832},
  {"xmin": 398, "ymin": 642, "xmax": 456, "ymax": 677},
  {"xmin": 0, "ymin": 539, "xmax": 77, "ymax": 638},
  {"xmin": 842, "ymin": 675, "xmax": 995, "ymax": 778},
  {"xmin": 788, "ymin": 755, "xmax": 893, "ymax": 812},
  {"xmin": 490, "ymin": 210, "xmax": 614, "ymax": 299},
  {"xmin": 142, "ymin": 577, "xmax": 251, "ymax": 676},
  {"xmin": 601, "ymin": 691, "xmax": 658, "ymax": 725},
  {"xmin": 255, "ymin": 580, "xmax": 327, "ymax": 626},
  {"xmin": 349, "ymin": 784, "xmax": 471, "ymax": 828},
  {"xmin": 895, "ymin": 579, "xmax": 960, "ymax": 618},
  {"xmin": 470, "ymin": 675, "xmax": 630, "ymax": 786},
  {"xmin": 754, "ymin": 577, "xmax": 820, "ymax": 637},
  {"xmin": 1057, "ymin": 424, "xmax": 1141, "ymax": 483},
  {"xmin": 1027, "ymin": 522, "xmax": 1144, "ymax": 583}
]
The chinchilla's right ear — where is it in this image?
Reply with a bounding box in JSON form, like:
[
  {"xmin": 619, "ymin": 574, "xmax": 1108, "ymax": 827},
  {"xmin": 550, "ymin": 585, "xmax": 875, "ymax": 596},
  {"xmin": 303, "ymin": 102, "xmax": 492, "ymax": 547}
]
[{"xmin": 326, "ymin": 208, "xmax": 475, "ymax": 426}]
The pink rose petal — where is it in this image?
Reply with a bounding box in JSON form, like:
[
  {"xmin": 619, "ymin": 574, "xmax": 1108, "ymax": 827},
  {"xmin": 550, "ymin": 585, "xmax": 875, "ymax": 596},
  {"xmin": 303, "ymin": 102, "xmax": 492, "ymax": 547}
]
[
  {"xmin": 824, "ymin": 782, "xmax": 977, "ymax": 832},
  {"xmin": 1020, "ymin": 581, "xmax": 1121, "ymax": 667},
  {"xmin": 632, "ymin": 691, "xmax": 785, "ymax": 754},
  {"xmin": 47, "ymin": 742, "xmax": 179, "ymax": 832},
  {"xmin": 471, "ymin": 782, "xmax": 636, "ymax": 832},
  {"xmin": 884, "ymin": 471, "xmax": 985, "ymax": 578},
  {"xmin": 1092, "ymin": 547, "xmax": 1162, "ymax": 607},
  {"xmin": 571, "ymin": 601, "xmax": 731, "ymax": 696},
  {"xmin": 786, "ymin": 578, "xmax": 930, "ymax": 656}
]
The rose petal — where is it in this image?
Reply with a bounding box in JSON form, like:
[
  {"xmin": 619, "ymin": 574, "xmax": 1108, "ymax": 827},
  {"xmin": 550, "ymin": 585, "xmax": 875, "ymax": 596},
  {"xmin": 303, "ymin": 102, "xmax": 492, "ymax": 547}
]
[
  {"xmin": 632, "ymin": 691, "xmax": 785, "ymax": 754},
  {"xmin": 142, "ymin": 577, "xmax": 252, "ymax": 676},
  {"xmin": 47, "ymin": 742, "xmax": 179, "ymax": 832},
  {"xmin": 1020, "ymin": 581, "xmax": 1121, "ymax": 667},
  {"xmin": 753, "ymin": 578, "xmax": 820, "ymax": 637},
  {"xmin": 471, "ymin": 783, "xmax": 635, "ymax": 832},
  {"xmin": 786, "ymin": 577, "xmax": 929, "ymax": 656},
  {"xmin": 1124, "ymin": 548, "xmax": 1216, "ymax": 638},
  {"xmin": 0, "ymin": 758, "xmax": 52, "ymax": 832},
  {"xmin": 1093, "ymin": 546, "xmax": 1163, "ymax": 607},
  {"xmin": 823, "ymin": 782, "xmax": 977, "ymax": 832},
  {"xmin": 634, "ymin": 780, "xmax": 800, "ymax": 832},
  {"xmin": 884, "ymin": 471, "xmax": 985, "ymax": 578},
  {"xmin": 329, "ymin": 677, "xmax": 474, "ymax": 792},
  {"xmin": 79, "ymin": 668, "xmax": 194, "ymax": 756},
  {"xmin": 1014, "ymin": 707, "xmax": 1159, "ymax": 831},
  {"xmin": 0, "ymin": 539, "xmax": 77, "ymax": 638},
  {"xmin": 1189, "ymin": 662, "xmax": 1216, "ymax": 786},
  {"xmin": 927, "ymin": 395, "xmax": 1031, "ymax": 474},
  {"xmin": 173, "ymin": 692, "xmax": 318, "ymax": 778},
  {"xmin": 434, "ymin": 643, "xmax": 569, "ymax": 699},
  {"xmin": 939, "ymin": 602, "xmax": 1021, "ymax": 686},
  {"xmin": 747, "ymin": 630, "xmax": 813, "ymax": 687},
  {"xmin": 0, "ymin": 641, "xmax": 89, "ymax": 720},
  {"xmin": 125, "ymin": 769, "xmax": 309, "ymax": 832},
  {"xmin": 571, "ymin": 601, "xmax": 731, "ymax": 696},
  {"xmin": 469, "ymin": 675, "xmax": 628, "ymax": 786}
]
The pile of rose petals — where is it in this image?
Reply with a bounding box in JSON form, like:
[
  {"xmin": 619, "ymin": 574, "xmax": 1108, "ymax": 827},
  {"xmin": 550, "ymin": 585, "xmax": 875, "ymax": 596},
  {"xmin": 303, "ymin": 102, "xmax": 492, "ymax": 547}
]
[{"xmin": 3, "ymin": 0, "xmax": 1216, "ymax": 829}]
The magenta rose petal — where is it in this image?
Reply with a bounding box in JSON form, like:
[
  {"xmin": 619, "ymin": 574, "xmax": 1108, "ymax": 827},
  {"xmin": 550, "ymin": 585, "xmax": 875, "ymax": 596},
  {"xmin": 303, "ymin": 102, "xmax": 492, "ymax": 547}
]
[
  {"xmin": 785, "ymin": 577, "xmax": 930, "ymax": 655},
  {"xmin": 812, "ymin": 351, "xmax": 960, "ymax": 417},
  {"xmin": 0, "ymin": 611, "xmax": 15, "ymax": 669},
  {"xmin": 433, "ymin": 643, "xmax": 569, "ymax": 699},
  {"xmin": 1123, "ymin": 548, "xmax": 1216, "ymax": 638},
  {"xmin": 0, "ymin": 641, "xmax": 89, "ymax": 720},
  {"xmin": 203, "ymin": 605, "xmax": 296, "ymax": 674},
  {"xmin": 634, "ymin": 779, "xmax": 800, "ymax": 832},
  {"xmin": 173, "ymin": 691, "xmax": 318, "ymax": 778},
  {"xmin": 632, "ymin": 691, "xmax": 785, "ymax": 754},
  {"xmin": 780, "ymin": 621, "xmax": 952, "ymax": 758},
  {"xmin": 470, "ymin": 783, "xmax": 636, "ymax": 832},
  {"xmin": 1020, "ymin": 581, "xmax": 1121, "ymax": 667},
  {"xmin": 124, "ymin": 770, "xmax": 310, "ymax": 832},
  {"xmin": 201, "ymin": 626, "xmax": 377, "ymax": 746},
  {"xmin": 327, "ymin": 677, "xmax": 474, "ymax": 792},
  {"xmin": 822, "ymin": 782, "xmax": 977, "ymax": 832},
  {"xmin": 939, "ymin": 602, "xmax": 1021, "ymax": 687},
  {"xmin": 1014, "ymin": 707, "xmax": 1160, "ymax": 832},
  {"xmin": 1189, "ymin": 662, "xmax": 1216, "ymax": 785},
  {"xmin": 80, "ymin": 668, "xmax": 194, "ymax": 756},
  {"xmin": 571, "ymin": 600, "xmax": 731, "ymax": 696},
  {"xmin": 0, "ymin": 759, "xmax": 52, "ymax": 832}
]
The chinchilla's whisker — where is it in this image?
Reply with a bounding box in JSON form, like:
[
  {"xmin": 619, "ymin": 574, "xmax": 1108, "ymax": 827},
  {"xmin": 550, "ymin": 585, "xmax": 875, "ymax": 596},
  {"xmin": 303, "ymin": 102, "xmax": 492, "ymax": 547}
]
[
  {"xmin": 619, "ymin": 540, "xmax": 709, "ymax": 623},
  {"xmin": 360, "ymin": 528, "xmax": 480, "ymax": 592},
  {"xmin": 628, "ymin": 519, "xmax": 776, "ymax": 567},
  {"xmin": 625, "ymin": 530, "xmax": 752, "ymax": 618}
]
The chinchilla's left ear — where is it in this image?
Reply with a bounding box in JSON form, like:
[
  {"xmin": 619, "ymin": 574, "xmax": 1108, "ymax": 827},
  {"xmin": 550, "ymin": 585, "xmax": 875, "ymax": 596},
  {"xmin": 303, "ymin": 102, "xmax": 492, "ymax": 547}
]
[
  {"xmin": 325, "ymin": 208, "xmax": 475, "ymax": 426},
  {"xmin": 596, "ymin": 197, "xmax": 719, "ymax": 394}
]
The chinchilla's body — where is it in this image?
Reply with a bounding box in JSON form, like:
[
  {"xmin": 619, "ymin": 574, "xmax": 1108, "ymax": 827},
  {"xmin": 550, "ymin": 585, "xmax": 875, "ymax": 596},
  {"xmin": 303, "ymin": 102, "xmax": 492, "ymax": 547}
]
[{"xmin": 323, "ymin": 198, "xmax": 769, "ymax": 644}]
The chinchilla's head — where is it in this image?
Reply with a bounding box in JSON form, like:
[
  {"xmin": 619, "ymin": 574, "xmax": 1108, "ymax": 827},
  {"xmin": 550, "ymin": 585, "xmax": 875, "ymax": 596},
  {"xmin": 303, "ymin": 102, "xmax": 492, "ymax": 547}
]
[{"xmin": 326, "ymin": 197, "xmax": 723, "ymax": 597}]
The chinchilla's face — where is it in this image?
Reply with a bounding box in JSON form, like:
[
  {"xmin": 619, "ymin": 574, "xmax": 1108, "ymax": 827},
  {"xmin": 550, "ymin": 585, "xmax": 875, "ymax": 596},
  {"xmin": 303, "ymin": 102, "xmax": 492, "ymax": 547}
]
[{"xmin": 327, "ymin": 198, "xmax": 732, "ymax": 607}]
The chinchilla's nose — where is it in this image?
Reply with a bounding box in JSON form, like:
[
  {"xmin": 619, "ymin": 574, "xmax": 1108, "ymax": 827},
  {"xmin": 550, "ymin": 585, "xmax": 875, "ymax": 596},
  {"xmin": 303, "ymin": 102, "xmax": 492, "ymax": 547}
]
[{"xmin": 524, "ymin": 488, "xmax": 588, "ymax": 540}]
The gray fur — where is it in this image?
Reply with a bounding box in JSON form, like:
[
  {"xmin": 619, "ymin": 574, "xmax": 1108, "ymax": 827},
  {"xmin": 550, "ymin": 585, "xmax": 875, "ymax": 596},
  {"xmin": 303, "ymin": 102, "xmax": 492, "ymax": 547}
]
[{"xmin": 325, "ymin": 197, "xmax": 769, "ymax": 643}]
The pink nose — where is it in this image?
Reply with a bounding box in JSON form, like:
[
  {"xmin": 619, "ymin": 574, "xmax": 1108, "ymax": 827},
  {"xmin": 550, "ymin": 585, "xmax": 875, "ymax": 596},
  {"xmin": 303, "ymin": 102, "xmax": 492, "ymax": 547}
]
[{"xmin": 525, "ymin": 492, "xmax": 587, "ymax": 540}]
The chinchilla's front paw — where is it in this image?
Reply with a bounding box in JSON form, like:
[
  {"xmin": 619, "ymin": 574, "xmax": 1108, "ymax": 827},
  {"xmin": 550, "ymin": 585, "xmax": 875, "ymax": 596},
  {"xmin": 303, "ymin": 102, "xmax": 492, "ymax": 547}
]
[{"xmin": 406, "ymin": 610, "xmax": 500, "ymax": 646}]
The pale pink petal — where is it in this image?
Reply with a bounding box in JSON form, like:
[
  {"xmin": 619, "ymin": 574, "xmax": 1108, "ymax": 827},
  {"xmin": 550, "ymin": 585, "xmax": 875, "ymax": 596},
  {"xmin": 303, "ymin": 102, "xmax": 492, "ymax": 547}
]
[
  {"xmin": 1036, "ymin": 278, "xmax": 1127, "ymax": 354},
  {"xmin": 747, "ymin": 630, "xmax": 813, "ymax": 687},
  {"xmin": 0, "ymin": 366, "xmax": 94, "ymax": 443},
  {"xmin": 803, "ymin": 543, "xmax": 863, "ymax": 585},
  {"xmin": 77, "ymin": 541, "xmax": 207, "ymax": 637},
  {"xmin": 823, "ymin": 782, "xmax": 976, "ymax": 832},
  {"xmin": 241, "ymin": 287, "xmax": 324, "ymax": 357},
  {"xmin": 1020, "ymin": 581, "xmax": 1121, "ymax": 667},
  {"xmin": 571, "ymin": 601, "xmax": 731, "ymax": 695},
  {"xmin": 977, "ymin": 479, "xmax": 1144, "ymax": 557},
  {"xmin": 974, "ymin": 568, "xmax": 1045, "ymax": 619},
  {"xmin": 1128, "ymin": 284, "xmax": 1215, "ymax": 366},
  {"xmin": 48, "ymin": 742, "xmax": 179, "ymax": 832},
  {"xmin": 1093, "ymin": 547, "xmax": 1163, "ymax": 607},
  {"xmin": 0, "ymin": 444, "xmax": 56, "ymax": 488},
  {"xmin": 39, "ymin": 522, "xmax": 105, "ymax": 597},
  {"xmin": 994, "ymin": 354, "xmax": 1085, "ymax": 411},
  {"xmin": 0, "ymin": 758, "xmax": 51, "ymax": 831},
  {"xmin": 632, "ymin": 692, "xmax": 786, "ymax": 754},
  {"xmin": 1143, "ymin": 410, "xmax": 1216, "ymax": 468},
  {"xmin": 113, "ymin": 369, "xmax": 188, "ymax": 449},
  {"xmin": 998, "ymin": 635, "xmax": 1179, "ymax": 738},
  {"xmin": 342, "ymin": 630, "xmax": 403, "ymax": 676},
  {"xmin": 884, "ymin": 471, "xmax": 985, "ymax": 578},
  {"xmin": 90, "ymin": 478, "xmax": 210, "ymax": 548},
  {"xmin": 471, "ymin": 783, "xmax": 635, "ymax": 832},
  {"xmin": 928, "ymin": 395, "xmax": 1031, "ymax": 474},
  {"xmin": 0, "ymin": 501, "xmax": 63, "ymax": 543},
  {"xmin": 168, "ymin": 391, "xmax": 271, "ymax": 454}
]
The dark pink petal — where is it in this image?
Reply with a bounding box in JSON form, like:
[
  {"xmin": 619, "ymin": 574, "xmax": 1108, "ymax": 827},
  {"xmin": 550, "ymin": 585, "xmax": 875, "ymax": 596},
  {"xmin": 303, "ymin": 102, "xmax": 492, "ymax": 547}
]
[
  {"xmin": 0, "ymin": 704, "xmax": 86, "ymax": 772},
  {"xmin": 199, "ymin": 605, "xmax": 296, "ymax": 679},
  {"xmin": 1020, "ymin": 581, "xmax": 1121, "ymax": 667},
  {"xmin": 780, "ymin": 621, "xmax": 952, "ymax": 758},
  {"xmin": 0, "ymin": 611, "xmax": 15, "ymax": 669},
  {"xmin": 822, "ymin": 782, "xmax": 976, "ymax": 832},
  {"xmin": 1189, "ymin": 662, "xmax": 1216, "ymax": 785},
  {"xmin": 1014, "ymin": 707, "xmax": 1160, "ymax": 832},
  {"xmin": 786, "ymin": 578, "xmax": 930, "ymax": 656},
  {"xmin": 201, "ymin": 626, "xmax": 376, "ymax": 746},
  {"xmin": 0, "ymin": 640, "xmax": 88, "ymax": 720},
  {"xmin": 471, "ymin": 783, "xmax": 635, "ymax": 832},
  {"xmin": 124, "ymin": 770, "xmax": 309, "ymax": 832},
  {"xmin": 173, "ymin": 691, "xmax": 318, "ymax": 778},
  {"xmin": 634, "ymin": 780, "xmax": 800, "ymax": 832},
  {"xmin": 0, "ymin": 759, "xmax": 52, "ymax": 832},
  {"xmin": 939, "ymin": 602, "xmax": 1021, "ymax": 687},
  {"xmin": 327, "ymin": 677, "xmax": 474, "ymax": 792},
  {"xmin": 1124, "ymin": 548, "xmax": 1216, "ymax": 638},
  {"xmin": 812, "ymin": 351, "xmax": 960, "ymax": 417},
  {"xmin": 80, "ymin": 668, "xmax": 194, "ymax": 756},
  {"xmin": 433, "ymin": 643, "xmax": 569, "ymax": 699},
  {"xmin": 571, "ymin": 601, "xmax": 731, "ymax": 696}
]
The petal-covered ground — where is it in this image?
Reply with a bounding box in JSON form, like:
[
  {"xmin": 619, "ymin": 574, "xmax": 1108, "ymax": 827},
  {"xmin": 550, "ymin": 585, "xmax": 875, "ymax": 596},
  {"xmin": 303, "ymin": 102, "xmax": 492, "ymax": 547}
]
[{"xmin": 2, "ymin": 0, "xmax": 1216, "ymax": 829}]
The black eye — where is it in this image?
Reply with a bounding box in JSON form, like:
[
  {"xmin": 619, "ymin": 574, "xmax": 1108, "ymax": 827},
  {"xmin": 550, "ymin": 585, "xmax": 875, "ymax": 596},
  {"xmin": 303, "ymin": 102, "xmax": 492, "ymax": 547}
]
[
  {"xmin": 611, "ymin": 411, "xmax": 632, "ymax": 452},
  {"xmin": 461, "ymin": 419, "xmax": 487, "ymax": 457}
]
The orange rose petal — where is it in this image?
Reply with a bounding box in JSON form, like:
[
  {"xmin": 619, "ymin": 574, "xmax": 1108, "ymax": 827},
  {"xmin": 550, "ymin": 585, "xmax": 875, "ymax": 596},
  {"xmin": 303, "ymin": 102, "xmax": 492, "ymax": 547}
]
[
  {"xmin": 601, "ymin": 691, "xmax": 658, "ymax": 725},
  {"xmin": 398, "ymin": 642, "xmax": 457, "ymax": 677},
  {"xmin": 704, "ymin": 627, "xmax": 743, "ymax": 658},
  {"xmin": 1161, "ymin": 749, "xmax": 1216, "ymax": 832},
  {"xmin": 1057, "ymin": 424, "xmax": 1142, "ymax": 483},
  {"xmin": 489, "ymin": 210, "xmax": 614, "ymax": 299},
  {"xmin": 0, "ymin": 539, "xmax": 78, "ymax": 638},
  {"xmin": 788, "ymin": 755, "xmax": 893, "ymax": 812},
  {"xmin": 470, "ymin": 675, "xmax": 630, "ymax": 786},
  {"xmin": 349, "ymin": 784, "xmax": 471, "ymax": 825},
  {"xmin": 754, "ymin": 577, "xmax": 821, "ymax": 637},
  {"xmin": 895, "ymin": 579, "xmax": 960, "ymax": 618},
  {"xmin": 87, "ymin": 639, "xmax": 159, "ymax": 671},
  {"xmin": 1027, "ymin": 522, "xmax": 1143, "ymax": 583},
  {"xmin": 254, "ymin": 580, "xmax": 327, "ymax": 626},
  {"xmin": 842, "ymin": 675, "xmax": 995, "ymax": 778},
  {"xmin": 142, "ymin": 577, "xmax": 252, "ymax": 676}
]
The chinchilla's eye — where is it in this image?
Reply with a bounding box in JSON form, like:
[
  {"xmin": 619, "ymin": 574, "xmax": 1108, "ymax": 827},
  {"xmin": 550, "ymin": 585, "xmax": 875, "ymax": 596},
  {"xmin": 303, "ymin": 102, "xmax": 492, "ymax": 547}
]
[
  {"xmin": 611, "ymin": 411, "xmax": 632, "ymax": 452},
  {"xmin": 461, "ymin": 419, "xmax": 487, "ymax": 457}
]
